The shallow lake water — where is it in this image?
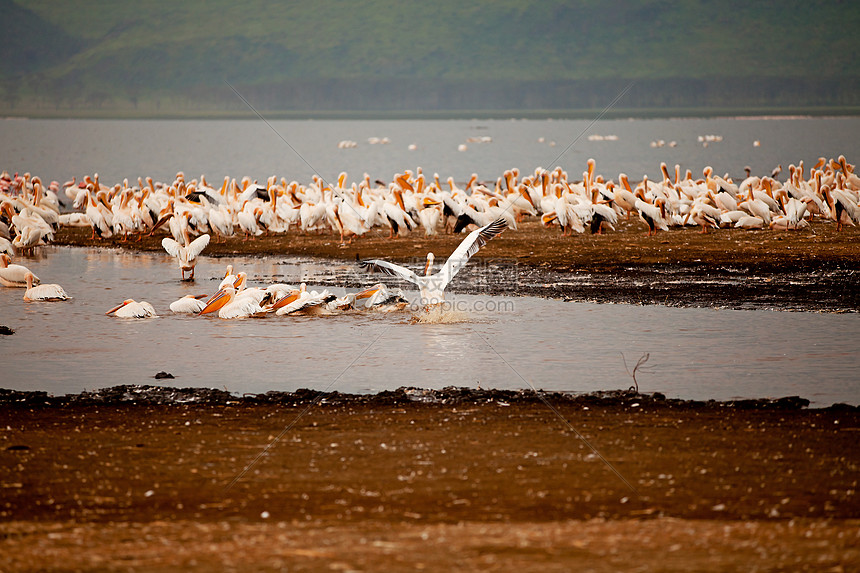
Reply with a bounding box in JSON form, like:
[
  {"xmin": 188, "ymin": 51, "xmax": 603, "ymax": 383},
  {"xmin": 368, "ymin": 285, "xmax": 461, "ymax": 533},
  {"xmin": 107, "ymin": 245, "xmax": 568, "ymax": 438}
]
[
  {"xmin": 1, "ymin": 248, "xmax": 857, "ymax": 406},
  {"xmin": 2, "ymin": 116, "xmax": 857, "ymax": 187}
]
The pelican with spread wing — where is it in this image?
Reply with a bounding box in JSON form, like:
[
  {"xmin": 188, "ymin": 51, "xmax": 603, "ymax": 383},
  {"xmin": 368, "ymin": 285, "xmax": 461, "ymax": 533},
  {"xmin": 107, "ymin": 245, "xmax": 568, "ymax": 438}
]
[
  {"xmin": 360, "ymin": 217, "xmax": 507, "ymax": 305},
  {"xmin": 161, "ymin": 232, "xmax": 210, "ymax": 281}
]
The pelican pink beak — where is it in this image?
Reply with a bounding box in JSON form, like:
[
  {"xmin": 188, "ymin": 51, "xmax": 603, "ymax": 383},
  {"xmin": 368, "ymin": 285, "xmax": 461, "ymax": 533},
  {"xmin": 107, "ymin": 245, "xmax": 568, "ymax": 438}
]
[
  {"xmin": 149, "ymin": 212, "xmax": 174, "ymax": 235},
  {"xmin": 395, "ymin": 174, "xmax": 413, "ymax": 192},
  {"xmin": 271, "ymin": 290, "xmax": 301, "ymax": 310},
  {"xmin": 355, "ymin": 287, "xmax": 380, "ymax": 300},
  {"xmin": 541, "ymin": 212, "xmax": 558, "ymax": 226},
  {"xmin": 105, "ymin": 300, "xmax": 132, "ymax": 315},
  {"xmin": 518, "ymin": 186, "xmax": 537, "ymax": 210},
  {"xmin": 199, "ymin": 289, "xmax": 231, "ymax": 315}
]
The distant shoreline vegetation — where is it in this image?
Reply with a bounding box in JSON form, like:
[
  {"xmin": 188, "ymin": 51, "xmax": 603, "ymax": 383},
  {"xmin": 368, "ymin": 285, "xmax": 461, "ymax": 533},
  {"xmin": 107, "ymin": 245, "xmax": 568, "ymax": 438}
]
[{"xmin": 2, "ymin": 77, "xmax": 859, "ymax": 120}]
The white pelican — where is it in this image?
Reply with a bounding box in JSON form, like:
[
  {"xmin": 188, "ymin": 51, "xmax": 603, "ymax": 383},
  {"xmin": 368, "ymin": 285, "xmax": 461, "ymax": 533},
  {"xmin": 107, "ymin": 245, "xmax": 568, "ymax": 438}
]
[
  {"xmin": 11, "ymin": 223, "xmax": 50, "ymax": 254},
  {"xmin": 0, "ymin": 254, "xmax": 39, "ymax": 287},
  {"xmin": 589, "ymin": 202, "xmax": 618, "ymax": 235},
  {"xmin": 85, "ymin": 187, "xmax": 114, "ymax": 239},
  {"xmin": 735, "ymin": 215, "xmax": 765, "ymax": 229},
  {"xmin": 262, "ymin": 283, "xmax": 299, "ymax": 308},
  {"xmin": 208, "ymin": 204, "xmax": 235, "ymax": 242},
  {"xmin": 355, "ymin": 283, "xmax": 409, "ymax": 312},
  {"xmin": 720, "ymin": 210, "xmax": 751, "ymax": 225},
  {"xmin": 687, "ymin": 202, "xmax": 721, "ymax": 234},
  {"xmin": 169, "ymin": 294, "xmax": 209, "ymax": 314},
  {"xmin": 417, "ymin": 198, "xmax": 443, "ymax": 236},
  {"xmin": 360, "ymin": 217, "xmax": 507, "ymax": 305},
  {"xmin": 825, "ymin": 186, "xmax": 860, "ymax": 231},
  {"xmin": 218, "ymin": 264, "xmax": 238, "ymax": 290},
  {"xmin": 323, "ymin": 292, "xmax": 357, "ymax": 312},
  {"xmin": 382, "ymin": 186, "xmax": 417, "ymax": 237},
  {"xmin": 23, "ymin": 272, "xmax": 68, "ymax": 301},
  {"xmin": 58, "ymin": 213, "xmax": 91, "ymax": 227},
  {"xmin": 273, "ymin": 283, "xmax": 336, "ymax": 316},
  {"xmin": 237, "ymin": 202, "xmax": 264, "ymax": 239},
  {"xmin": 199, "ymin": 285, "xmax": 267, "ymax": 319},
  {"xmin": 161, "ymin": 233, "xmax": 210, "ymax": 281},
  {"xmin": 635, "ymin": 197, "xmax": 669, "ymax": 236},
  {"xmin": 269, "ymin": 286, "xmax": 303, "ymax": 313},
  {"xmin": 106, "ymin": 299, "xmax": 158, "ymax": 318},
  {"xmin": 614, "ymin": 174, "xmax": 638, "ymax": 219}
]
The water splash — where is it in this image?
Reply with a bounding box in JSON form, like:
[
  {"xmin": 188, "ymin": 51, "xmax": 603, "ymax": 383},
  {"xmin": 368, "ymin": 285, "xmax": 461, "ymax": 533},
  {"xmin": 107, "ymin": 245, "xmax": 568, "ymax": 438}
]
[{"xmin": 410, "ymin": 306, "xmax": 473, "ymax": 324}]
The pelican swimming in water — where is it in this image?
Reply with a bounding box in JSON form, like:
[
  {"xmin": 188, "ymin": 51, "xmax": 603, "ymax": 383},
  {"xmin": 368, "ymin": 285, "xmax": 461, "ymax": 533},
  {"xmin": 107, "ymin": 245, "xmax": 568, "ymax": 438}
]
[
  {"xmin": 105, "ymin": 299, "xmax": 158, "ymax": 318},
  {"xmin": 273, "ymin": 283, "xmax": 337, "ymax": 316},
  {"xmin": 199, "ymin": 285, "xmax": 267, "ymax": 319},
  {"xmin": 0, "ymin": 254, "xmax": 39, "ymax": 287},
  {"xmin": 161, "ymin": 232, "xmax": 210, "ymax": 281},
  {"xmin": 23, "ymin": 272, "xmax": 68, "ymax": 301},
  {"xmin": 360, "ymin": 217, "xmax": 507, "ymax": 305},
  {"xmin": 169, "ymin": 294, "xmax": 209, "ymax": 314},
  {"xmin": 354, "ymin": 283, "xmax": 409, "ymax": 312}
]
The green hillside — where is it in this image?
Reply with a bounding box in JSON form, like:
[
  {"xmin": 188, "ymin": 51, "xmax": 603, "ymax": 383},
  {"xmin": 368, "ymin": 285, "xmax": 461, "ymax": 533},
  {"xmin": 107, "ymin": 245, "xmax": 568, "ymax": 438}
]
[{"xmin": 3, "ymin": 0, "xmax": 859, "ymax": 116}]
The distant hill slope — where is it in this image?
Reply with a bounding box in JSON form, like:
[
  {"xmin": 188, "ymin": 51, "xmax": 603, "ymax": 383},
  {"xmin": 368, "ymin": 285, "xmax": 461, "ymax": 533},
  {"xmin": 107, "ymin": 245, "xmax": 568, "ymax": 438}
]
[
  {"xmin": 0, "ymin": 0, "xmax": 85, "ymax": 77},
  {"xmin": 3, "ymin": 0, "xmax": 859, "ymax": 114}
]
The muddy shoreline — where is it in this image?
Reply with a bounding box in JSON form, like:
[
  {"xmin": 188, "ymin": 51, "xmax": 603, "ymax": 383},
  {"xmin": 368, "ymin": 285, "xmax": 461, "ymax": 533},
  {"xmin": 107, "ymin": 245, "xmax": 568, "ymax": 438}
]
[
  {"xmin": 52, "ymin": 220, "xmax": 860, "ymax": 312},
  {"xmin": 1, "ymin": 385, "xmax": 858, "ymax": 570},
  {"xmin": 0, "ymin": 384, "xmax": 838, "ymax": 410}
]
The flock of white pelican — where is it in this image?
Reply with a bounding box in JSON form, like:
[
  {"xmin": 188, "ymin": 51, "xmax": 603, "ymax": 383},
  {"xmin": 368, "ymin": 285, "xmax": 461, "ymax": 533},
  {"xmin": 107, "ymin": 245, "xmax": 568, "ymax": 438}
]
[
  {"xmin": 101, "ymin": 215, "xmax": 506, "ymax": 319},
  {"xmin": 1, "ymin": 154, "xmax": 859, "ymax": 311},
  {"xmin": 100, "ymin": 269, "xmax": 410, "ymax": 320},
  {"xmin": 1, "ymin": 155, "xmax": 858, "ymax": 256}
]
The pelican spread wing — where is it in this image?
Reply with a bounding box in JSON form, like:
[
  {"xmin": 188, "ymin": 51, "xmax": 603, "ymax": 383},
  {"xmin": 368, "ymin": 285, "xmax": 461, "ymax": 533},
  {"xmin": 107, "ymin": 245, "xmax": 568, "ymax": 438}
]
[
  {"xmin": 359, "ymin": 217, "xmax": 507, "ymax": 303},
  {"xmin": 161, "ymin": 237, "xmax": 183, "ymax": 259},
  {"xmin": 162, "ymin": 234, "xmax": 210, "ymax": 261},
  {"xmin": 438, "ymin": 217, "xmax": 507, "ymax": 289},
  {"xmin": 186, "ymin": 233, "xmax": 211, "ymax": 258},
  {"xmin": 359, "ymin": 259, "xmax": 420, "ymax": 287},
  {"xmin": 162, "ymin": 234, "xmax": 210, "ymax": 280}
]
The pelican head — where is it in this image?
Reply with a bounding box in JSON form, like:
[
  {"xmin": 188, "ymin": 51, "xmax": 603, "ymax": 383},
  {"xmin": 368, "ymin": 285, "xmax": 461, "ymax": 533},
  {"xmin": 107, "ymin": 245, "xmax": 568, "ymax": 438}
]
[
  {"xmin": 541, "ymin": 212, "xmax": 558, "ymax": 226},
  {"xmin": 271, "ymin": 289, "xmax": 301, "ymax": 310},
  {"xmin": 356, "ymin": 286, "xmax": 381, "ymax": 300},
  {"xmin": 232, "ymin": 272, "xmax": 248, "ymax": 290},
  {"xmin": 149, "ymin": 211, "xmax": 174, "ymax": 235},
  {"xmin": 424, "ymin": 252, "xmax": 435, "ymax": 276}
]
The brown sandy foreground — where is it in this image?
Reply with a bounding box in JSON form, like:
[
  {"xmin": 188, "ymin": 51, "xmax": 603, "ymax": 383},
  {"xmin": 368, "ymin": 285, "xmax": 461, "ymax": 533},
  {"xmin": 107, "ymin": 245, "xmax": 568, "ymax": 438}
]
[
  {"xmin": 1, "ymin": 386, "xmax": 859, "ymax": 572},
  {"xmin": 54, "ymin": 218, "xmax": 860, "ymax": 311}
]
